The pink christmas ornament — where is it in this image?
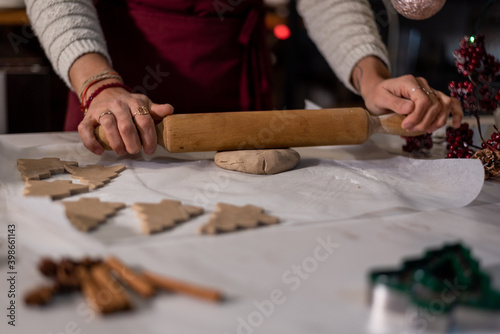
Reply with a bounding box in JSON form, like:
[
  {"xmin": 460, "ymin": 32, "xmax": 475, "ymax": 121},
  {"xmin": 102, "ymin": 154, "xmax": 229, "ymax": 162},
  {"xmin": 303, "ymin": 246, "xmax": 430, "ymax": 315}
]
[{"xmin": 391, "ymin": 0, "xmax": 447, "ymax": 20}]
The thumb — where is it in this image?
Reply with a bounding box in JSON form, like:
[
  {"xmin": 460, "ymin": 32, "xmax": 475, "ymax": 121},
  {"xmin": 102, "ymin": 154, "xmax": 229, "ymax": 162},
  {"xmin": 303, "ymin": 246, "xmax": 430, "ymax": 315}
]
[{"xmin": 150, "ymin": 103, "xmax": 174, "ymax": 120}]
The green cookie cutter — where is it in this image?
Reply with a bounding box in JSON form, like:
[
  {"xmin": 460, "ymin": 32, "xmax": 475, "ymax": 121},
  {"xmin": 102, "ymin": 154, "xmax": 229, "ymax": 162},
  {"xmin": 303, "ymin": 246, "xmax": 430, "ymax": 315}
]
[{"xmin": 369, "ymin": 243, "xmax": 500, "ymax": 312}]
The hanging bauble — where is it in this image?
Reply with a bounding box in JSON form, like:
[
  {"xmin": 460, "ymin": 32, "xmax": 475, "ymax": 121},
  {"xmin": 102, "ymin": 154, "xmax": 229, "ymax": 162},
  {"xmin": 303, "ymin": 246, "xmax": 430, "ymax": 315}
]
[{"xmin": 391, "ymin": 0, "xmax": 446, "ymax": 20}]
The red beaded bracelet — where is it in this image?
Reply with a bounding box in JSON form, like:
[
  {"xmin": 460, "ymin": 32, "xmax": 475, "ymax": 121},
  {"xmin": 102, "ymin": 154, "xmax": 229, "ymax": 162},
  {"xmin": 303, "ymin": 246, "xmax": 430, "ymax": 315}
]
[{"xmin": 80, "ymin": 82, "xmax": 132, "ymax": 114}]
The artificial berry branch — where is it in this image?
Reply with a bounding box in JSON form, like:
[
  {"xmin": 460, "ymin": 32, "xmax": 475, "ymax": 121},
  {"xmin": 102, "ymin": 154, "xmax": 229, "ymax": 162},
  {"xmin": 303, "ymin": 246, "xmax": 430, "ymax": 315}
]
[
  {"xmin": 449, "ymin": 34, "xmax": 500, "ymax": 145},
  {"xmin": 401, "ymin": 13, "xmax": 500, "ymax": 179}
]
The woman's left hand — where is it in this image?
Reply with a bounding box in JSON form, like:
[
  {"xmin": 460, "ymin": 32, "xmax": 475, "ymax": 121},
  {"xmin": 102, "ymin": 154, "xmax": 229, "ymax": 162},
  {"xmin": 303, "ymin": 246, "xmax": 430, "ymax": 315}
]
[
  {"xmin": 362, "ymin": 74, "xmax": 463, "ymax": 133},
  {"xmin": 352, "ymin": 57, "xmax": 463, "ymax": 133}
]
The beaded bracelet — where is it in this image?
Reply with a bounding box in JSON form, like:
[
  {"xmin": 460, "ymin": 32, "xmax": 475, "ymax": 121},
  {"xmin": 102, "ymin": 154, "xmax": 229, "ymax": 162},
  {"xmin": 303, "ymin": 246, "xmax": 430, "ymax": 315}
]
[
  {"xmin": 79, "ymin": 74, "xmax": 123, "ymax": 103},
  {"xmin": 80, "ymin": 82, "xmax": 132, "ymax": 114},
  {"xmin": 78, "ymin": 71, "xmax": 121, "ymax": 101}
]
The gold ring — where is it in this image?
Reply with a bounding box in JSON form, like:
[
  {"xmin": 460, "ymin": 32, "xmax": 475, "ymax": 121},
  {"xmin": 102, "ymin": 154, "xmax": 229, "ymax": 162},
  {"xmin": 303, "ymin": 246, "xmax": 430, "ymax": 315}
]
[
  {"xmin": 97, "ymin": 111, "xmax": 114, "ymax": 123},
  {"xmin": 133, "ymin": 106, "xmax": 149, "ymax": 117}
]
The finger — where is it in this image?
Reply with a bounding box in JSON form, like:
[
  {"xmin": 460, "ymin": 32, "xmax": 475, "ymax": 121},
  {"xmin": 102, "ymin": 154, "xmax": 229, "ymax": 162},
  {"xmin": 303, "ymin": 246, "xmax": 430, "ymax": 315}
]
[
  {"xmin": 450, "ymin": 97, "xmax": 463, "ymax": 129},
  {"xmin": 77, "ymin": 117, "xmax": 104, "ymax": 155},
  {"xmin": 149, "ymin": 103, "xmax": 174, "ymax": 120},
  {"xmin": 427, "ymin": 92, "xmax": 453, "ymax": 133},
  {"xmin": 131, "ymin": 102, "xmax": 157, "ymax": 155},
  {"xmin": 385, "ymin": 75, "xmax": 432, "ymax": 130},
  {"xmin": 402, "ymin": 78, "xmax": 437, "ymax": 131},
  {"xmin": 418, "ymin": 103, "xmax": 441, "ymax": 133},
  {"xmin": 97, "ymin": 110, "xmax": 127, "ymax": 155},
  {"xmin": 109, "ymin": 100, "xmax": 142, "ymax": 154},
  {"xmin": 416, "ymin": 82, "xmax": 442, "ymax": 133},
  {"xmin": 369, "ymin": 87, "xmax": 415, "ymax": 115}
]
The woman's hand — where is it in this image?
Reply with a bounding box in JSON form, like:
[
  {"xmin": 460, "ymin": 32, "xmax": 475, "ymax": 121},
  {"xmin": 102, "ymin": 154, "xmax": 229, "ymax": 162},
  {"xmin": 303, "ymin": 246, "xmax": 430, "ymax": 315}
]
[
  {"xmin": 69, "ymin": 53, "xmax": 173, "ymax": 155},
  {"xmin": 77, "ymin": 85, "xmax": 173, "ymax": 155},
  {"xmin": 352, "ymin": 57, "xmax": 463, "ymax": 133}
]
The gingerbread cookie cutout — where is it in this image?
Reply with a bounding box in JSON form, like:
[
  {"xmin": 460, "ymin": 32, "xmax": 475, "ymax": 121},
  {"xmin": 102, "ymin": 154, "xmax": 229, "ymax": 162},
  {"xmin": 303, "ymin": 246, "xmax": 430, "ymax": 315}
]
[
  {"xmin": 64, "ymin": 164, "xmax": 126, "ymax": 189},
  {"xmin": 17, "ymin": 158, "xmax": 78, "ymax": 181},
  {"xmin": 132, "ymin": 199, "xmax": 204, "ymax": 234},
  {"xmin": 24, "ymin": 180, "xmax": 89, "ymax": 200},
  {"xmin": 214, "ymin": 149, "xmax": 300, "ymax": 175},
  {"xmin": 200, "ymin": 203, "xmax": 279, "ymax": 234},
  {"xmin": 63, "ymin": 198, "xmax": 126, "ymax": 232}
]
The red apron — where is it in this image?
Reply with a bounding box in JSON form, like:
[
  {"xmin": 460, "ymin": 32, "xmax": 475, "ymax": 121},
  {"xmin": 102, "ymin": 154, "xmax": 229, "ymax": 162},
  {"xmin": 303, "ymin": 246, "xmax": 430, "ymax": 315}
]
[{"xmin": 64, "ymin": 0, "xmax": 273, "ymax": 131}]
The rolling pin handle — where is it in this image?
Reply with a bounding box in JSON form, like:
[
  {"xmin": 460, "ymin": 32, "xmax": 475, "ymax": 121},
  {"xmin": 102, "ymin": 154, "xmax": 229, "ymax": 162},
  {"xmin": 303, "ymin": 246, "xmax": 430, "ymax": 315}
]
[
  {"xmin": 371, "ymin": 113, "xmax": 425, "ymax": 137},
  {"xmin": 94, "ymin": 126, "xmax": 113, "ymax": 150}
]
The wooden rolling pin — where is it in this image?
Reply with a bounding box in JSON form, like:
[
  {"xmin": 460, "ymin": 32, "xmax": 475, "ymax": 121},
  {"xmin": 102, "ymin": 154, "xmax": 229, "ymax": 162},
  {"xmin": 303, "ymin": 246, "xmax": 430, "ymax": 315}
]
[{"xmin": 94, "ymin": 108, "xmax": 422, "ymax": 153}]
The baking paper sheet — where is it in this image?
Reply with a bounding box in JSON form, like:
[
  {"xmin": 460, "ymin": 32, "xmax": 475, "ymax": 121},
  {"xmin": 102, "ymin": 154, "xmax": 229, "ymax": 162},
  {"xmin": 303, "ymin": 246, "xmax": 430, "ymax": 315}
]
[
  {"xmin": 0, "ymin": 133, "xmax": 485, "ymax": 239},
  {"xmin": 0, "ymin": 129, "xmax": 490, "ymax": 334}
]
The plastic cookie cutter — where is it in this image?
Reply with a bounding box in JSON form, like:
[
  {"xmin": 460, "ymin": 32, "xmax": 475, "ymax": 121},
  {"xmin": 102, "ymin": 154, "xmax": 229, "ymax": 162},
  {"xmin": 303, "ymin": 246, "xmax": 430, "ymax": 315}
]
[{"xmin": 367, "ymin": 243, "xmax": 500, "ymax": 333}]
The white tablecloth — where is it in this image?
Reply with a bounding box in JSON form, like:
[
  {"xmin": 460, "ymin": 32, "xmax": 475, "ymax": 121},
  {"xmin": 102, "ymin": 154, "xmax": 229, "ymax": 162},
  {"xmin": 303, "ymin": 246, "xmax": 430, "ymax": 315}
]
[{"xmin": 0, "ymin": 130, "xmax": 499, "ymax": 334}]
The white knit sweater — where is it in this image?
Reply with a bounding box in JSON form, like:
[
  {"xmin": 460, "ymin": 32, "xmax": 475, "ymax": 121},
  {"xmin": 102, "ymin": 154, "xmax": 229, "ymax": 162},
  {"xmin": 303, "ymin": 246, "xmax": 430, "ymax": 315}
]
[{"xmin": 25, "ymin": 0, "xmax": 389, "ymax": 93}]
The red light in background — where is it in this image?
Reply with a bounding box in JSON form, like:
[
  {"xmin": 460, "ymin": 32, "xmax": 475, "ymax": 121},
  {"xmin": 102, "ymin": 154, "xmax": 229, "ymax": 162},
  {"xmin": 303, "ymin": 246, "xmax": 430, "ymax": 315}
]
[{"xmin": 273, "ymin": 24, "xmax": 291, "ymax": 40}]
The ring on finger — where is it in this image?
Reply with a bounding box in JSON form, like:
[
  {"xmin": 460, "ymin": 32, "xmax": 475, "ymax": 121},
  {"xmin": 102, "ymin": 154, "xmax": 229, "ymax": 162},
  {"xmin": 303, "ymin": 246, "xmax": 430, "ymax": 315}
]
[
  {"xmin": 421, "ymin": 87, "xmax": 437, "ymax": 97},
  {"xmin": 133, "ymin": 106, "xmax": 150, "ymax": 117},
  {"xmin": 98, "ymin": 110, "xmax": 114, "ymax": 123},
  {"xmin": 410, "ymin": 86, "xmax": 424, "ymax": 93}
]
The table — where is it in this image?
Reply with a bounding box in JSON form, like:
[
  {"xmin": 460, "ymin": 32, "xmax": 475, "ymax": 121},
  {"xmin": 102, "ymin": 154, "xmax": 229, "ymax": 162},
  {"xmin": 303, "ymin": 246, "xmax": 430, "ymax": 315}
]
[{"xmin": 0, "ymin": 127, "xmax": 499, "ymax": 334}]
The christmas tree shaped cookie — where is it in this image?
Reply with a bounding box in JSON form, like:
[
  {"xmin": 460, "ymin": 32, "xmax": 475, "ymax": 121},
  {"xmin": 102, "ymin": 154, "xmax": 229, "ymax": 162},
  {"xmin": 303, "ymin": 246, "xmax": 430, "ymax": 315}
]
[
  {"xmin": 64, "ymin": 164, "xmax": 126, "ymax": 189},
  {"xmin": 24, "ymin": 180, "xmax": 89, "ymax": 200},
  {"xmin": 132, "ymin": 199, "xmax": 204, "ymax": 234},
  {"xmin": 17, "ymin": 158, "xmax": 78, "ymax": 181},
  {"xmin": 63, "ymin": 198, "xmax": 126, "ymax": 232},
  {"xmin": 200, "ymin": 203, "xmax": 279, "ymax": 234}
]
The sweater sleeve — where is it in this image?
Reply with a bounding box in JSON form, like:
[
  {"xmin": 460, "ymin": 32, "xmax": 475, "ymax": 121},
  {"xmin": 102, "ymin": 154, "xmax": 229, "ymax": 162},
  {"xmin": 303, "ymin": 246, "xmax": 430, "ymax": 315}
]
[
  {"xmin": 25, "ymin": 0, "xmax": 112, "ymax": 89},
  {"xmin": 297, "ymin": 0, "xmax": 390, "ymax": 94}
]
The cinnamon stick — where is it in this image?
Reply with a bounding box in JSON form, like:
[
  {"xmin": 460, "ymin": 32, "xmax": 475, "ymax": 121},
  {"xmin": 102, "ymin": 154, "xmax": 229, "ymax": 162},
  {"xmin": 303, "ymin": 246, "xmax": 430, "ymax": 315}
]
[
  {"xmin": 76, "ymin": 266, "xmax": 116, "ymax": 314},
  {"xmin": 105, "ymin": 256, "xmax": 155, "ymax": 298},
  {"xmin": 142, "ymin": 270, "xmax": 223, "ymax": 302},
  {"xmin": 90, "ymin": 264, "xmax": 133, "ymax": 312}
]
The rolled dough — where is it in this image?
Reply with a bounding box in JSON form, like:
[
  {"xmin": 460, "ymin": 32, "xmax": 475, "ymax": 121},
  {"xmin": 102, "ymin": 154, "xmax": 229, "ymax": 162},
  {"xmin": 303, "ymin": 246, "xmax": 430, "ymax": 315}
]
[
  {"xmin": 24, "ymin": 180, "xmax": 89, "ymax": 200},
  {"xmin": 214, "ymin": 149, "xmax": 300, "ymax": 175},
  {"xmin": 17, "ymin": 158, "xmax": 78, "ymax": 181},
  {"xmin": 132, "ymin": 199, "xmax": 204, "ymax": 234},
  {"xmin": 65, "ymin": 164, "xmax": 126, "ymax": 189},
  {"xmin": 200, "ymin": 203, "xmax": 279, "ymax": 234},
  {"xmin": 63, "ymin": 198, "xmax": 126, "ymax": 232}
]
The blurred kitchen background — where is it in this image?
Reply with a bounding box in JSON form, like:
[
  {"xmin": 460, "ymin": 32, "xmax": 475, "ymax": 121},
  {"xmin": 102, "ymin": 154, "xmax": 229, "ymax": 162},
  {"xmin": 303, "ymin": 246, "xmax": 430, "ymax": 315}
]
[{"xmin": 0, "ymin": 0, "xmax": 499, "ymax": 133}]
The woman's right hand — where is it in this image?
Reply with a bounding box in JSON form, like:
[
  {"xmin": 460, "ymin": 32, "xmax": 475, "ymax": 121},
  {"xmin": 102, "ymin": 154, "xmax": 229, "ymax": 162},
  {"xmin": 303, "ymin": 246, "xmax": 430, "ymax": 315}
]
[
  {"xmin": 70, "ymin": 53, "xmax": 173, "ymax": 156},
  {"xmin": 77, "ymin": 85, "xmax": 173, "ymax": 156}
]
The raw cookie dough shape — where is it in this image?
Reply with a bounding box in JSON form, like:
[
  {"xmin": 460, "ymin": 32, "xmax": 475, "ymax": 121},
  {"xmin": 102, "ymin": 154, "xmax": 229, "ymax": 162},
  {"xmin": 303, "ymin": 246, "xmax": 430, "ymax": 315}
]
[
  {"xmin": 65, "ymin": 164, "xmax": 126, "ymax": 189},
  {"xmin": 132, "ymin": 199, "xmax": 204, "ymax": 234},
  {"xmin": 200, "ymin": 203, "xmax": 279, "ymax": 234},
  {"xmin": 214, "ymin": 149, "xmax": 301, "ymax": 175},
  {"xmin": 17, "ymin": 158, "xmax": 78, "ymax": 181},
  {"xmin": 24, "ymin": 180, "xmax": 89, "ymax": 200},
  {"xmin": 63, "ymin": 198, "xmax": 126, "ymax": 232}
]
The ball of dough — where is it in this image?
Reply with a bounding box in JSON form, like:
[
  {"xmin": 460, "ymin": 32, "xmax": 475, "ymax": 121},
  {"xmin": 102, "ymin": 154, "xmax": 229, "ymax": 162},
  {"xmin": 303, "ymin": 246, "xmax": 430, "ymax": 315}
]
[{"xmin": 214, "ymin": 149, "xmax": 300, "ymax": 175}]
